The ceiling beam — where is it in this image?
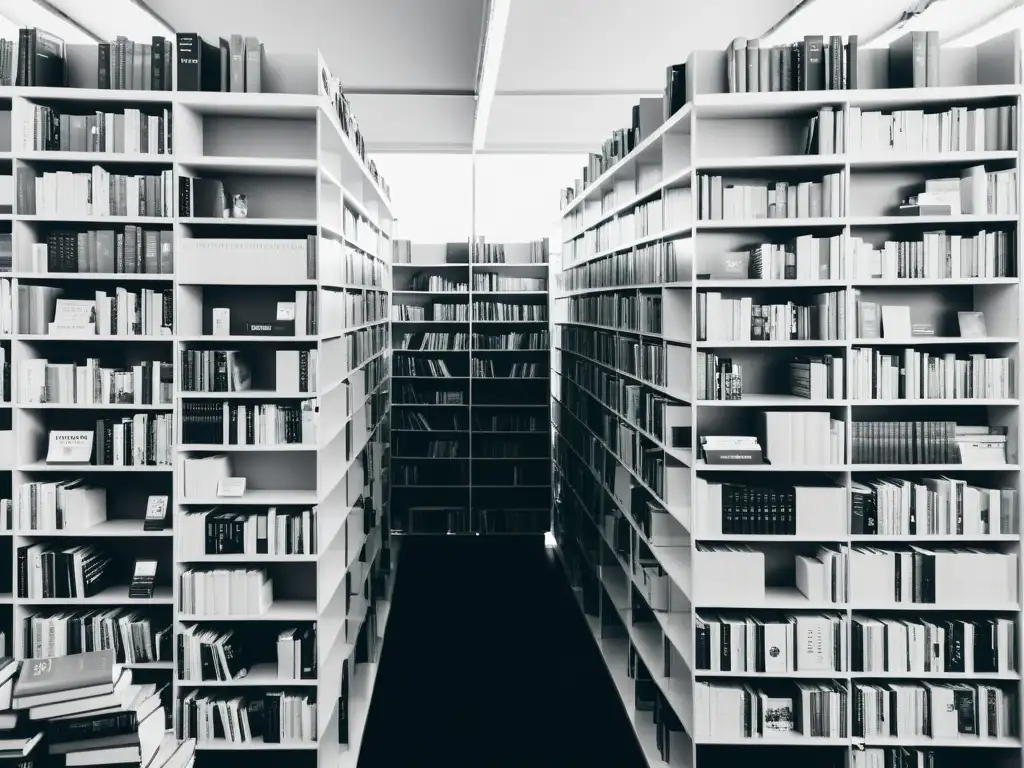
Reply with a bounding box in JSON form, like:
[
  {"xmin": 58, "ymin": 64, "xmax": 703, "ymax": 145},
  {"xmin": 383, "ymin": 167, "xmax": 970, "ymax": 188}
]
[{"xmin": 472, "ymin": 0, "xmax": 511, "ymax": 151}]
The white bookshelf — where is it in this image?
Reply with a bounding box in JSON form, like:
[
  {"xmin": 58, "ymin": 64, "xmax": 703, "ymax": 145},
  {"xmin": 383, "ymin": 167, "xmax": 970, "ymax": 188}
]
[
  {"xmin": 554, "ymin": 32, "xmax": 1024, "ymax": 768},
  {"xmin": 0, "ymin": 48, "xmax": 396, "ymax": 766},
  {"xmin": 390, "ymin": 239, "xmax": 551, "ymax": 535}
]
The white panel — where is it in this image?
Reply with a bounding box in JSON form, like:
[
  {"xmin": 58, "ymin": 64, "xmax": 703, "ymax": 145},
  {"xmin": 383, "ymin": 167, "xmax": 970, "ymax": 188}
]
[
  {"xmin": 370, "ymin": 153, "xmax": 473, "ymax": 243},
  {"xmin": 349, "ymin": 94, "xmax": 475, "ymax": 151},
  {"xmin": 497, "ymin": 0, "xmax": 793, "ymax": 91},
  {"xmin": 475, "ymin": 153, "xmax": 587, "ymax": 243},
  {"xmin": 142, "ymin": 0, "xmax": 485, "ymax": 90},
  {"xmin": 485, "ymin": 94, "xmax": 649, "ymax": 151}
]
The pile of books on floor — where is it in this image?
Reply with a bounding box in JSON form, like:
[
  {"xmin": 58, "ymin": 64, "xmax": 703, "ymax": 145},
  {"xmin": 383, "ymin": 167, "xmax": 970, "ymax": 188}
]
[{"xmin": 0, "ymin": 649, "xmax": 196, "ymax": 766}]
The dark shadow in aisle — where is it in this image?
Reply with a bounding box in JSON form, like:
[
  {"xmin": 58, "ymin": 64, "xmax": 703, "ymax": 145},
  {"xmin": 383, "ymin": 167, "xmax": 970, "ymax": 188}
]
[{"xmin": 358, "ymin": 535, "xmax": 648, "ymax": 768}]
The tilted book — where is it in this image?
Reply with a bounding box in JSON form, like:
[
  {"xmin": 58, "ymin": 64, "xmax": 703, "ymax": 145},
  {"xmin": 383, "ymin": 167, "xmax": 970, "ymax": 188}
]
[{"xmin": 13, "ymin": 649, "xmax": 119, "ymax": 701}]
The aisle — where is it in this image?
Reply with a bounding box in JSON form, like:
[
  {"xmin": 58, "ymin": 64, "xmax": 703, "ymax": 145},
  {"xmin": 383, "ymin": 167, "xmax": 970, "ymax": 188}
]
[{"xmin": 358, "ymin": 535, "xmax": 648, "ymax": 768}]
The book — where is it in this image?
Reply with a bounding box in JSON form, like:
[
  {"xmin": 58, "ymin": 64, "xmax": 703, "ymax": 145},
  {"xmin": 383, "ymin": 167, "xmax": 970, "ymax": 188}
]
[{"xmin": 13, "ymin": 650, "xmax": 120, "ymax": 705}]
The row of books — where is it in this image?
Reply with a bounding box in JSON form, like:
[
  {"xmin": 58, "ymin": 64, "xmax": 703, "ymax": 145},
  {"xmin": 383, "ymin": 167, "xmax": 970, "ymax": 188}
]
[
  {"xmin": 392, "ymin": 384, "xmax": 464, "ymax": 405},
  {"xmin": 392, "ymin": 303, "xmax": 468, "ymax": 322},
  {"xmin": 17, "ymin": 167, "xmax": 174, "ymax": 218},
  {"xmin": 29, "ymin": 226, "xmax": 175, "ymax": 275},
  {"xmin": 848, "ymin": 348, "xmax": 1014, "ymax": 400},
  {"xmin": 26, "ymin": 611, "xmax": 171, "ymax": 665},
  {"xmin": 177, "ymin": 690, "xmax": 316, "ymax": 744},
  {"xmin": 22, "ymin": 105, "xmax": 172, "ymax": 154},
  {"xmin": 471, "ymin": 274, "xmax": 546, "ymax": 292},
  {"xmin": 178, "ymin": 349, "xmax": 317, "ymax": 394},
  {"xmin": 849, "ymin": 104, "xmax": 1017, "ymax": 155},
  {"xmin": 19, "ymin": 285, "xmax": 173, "ymax": 337},
  {"xmin": 470, "ymin": 239, "xmax": 548, "ymax": 264},
  {"xmin": 177, "ymin": 569, "xmax": 272, "ymax": 617},
  {"xmin": 850, "ymin": 230, "xmax": 1014, "ymax": 280},
  {"xmin": 692, "ymin": 475, "xmax": 1019, "ymax": 537},
  {"xmin": 471, "ymin": 302, "xmax": 547, "ymax": 321},
  {"xmin": 697, "ymin": 171, "xmax": 846, "ymax": 221},
  {"xmin": 17, "ymin": 543, "xmax": 119, "ymax": 599},
  {"xmin": 19, "ymin": 358, "xmax": 172, "ymax": 406},
  {"xmin": 396, "ymin": 331, "xmax": 468, "ymax": 351},
  {"xmin": 180, "ymin": 401, "xmax": 317, "ymax": 446},
  {"xmin": 726, "ymin": 35, "xmax": 859, "ymax": 94},
  {"xmin": 177, "ymin": 624, "xmax": 315, "ymax": 681},
  {"xmin": 694, "ymin": 613, "xmax": 1015, "ymax": 674},
  {"xmin": 855, "ymin": 681, "xmax": 1014, "ymax": 739},
  {"xmin": 472, "ymin": 331, "xmax": 549, "ymax": 350},
  {"xmin": 696, "ymin": 291, "xmax": 846, "ymax": 342},
  {"xmin": 175, "ymin": 33, "xmax": 264, "ymax": 94},
  {"xmin": 695, "ymin": 680, "xmax": 1016, "ymax": 740},
  {"xmin": 567, "ymin": 293, "xmax": 663, "ymax": 334},
  {"xmin": 408, "ymin": 274, "xmax": 466, "ymax": 292},
  {"xmin": 471, "ymin": 360, "xmax": 545, "ymax": 378},
  {"xmin": 178, "ymin": 508, "xmax": 318, "ymax": 557},
  {"xmin": 562, "ymin": 241, "xmax": 683, "ymax": 291}
]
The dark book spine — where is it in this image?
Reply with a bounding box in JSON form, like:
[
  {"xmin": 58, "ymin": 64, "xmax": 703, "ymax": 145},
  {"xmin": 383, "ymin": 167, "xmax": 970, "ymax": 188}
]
[
  {"xmin": 97, "ymin": 43, "xmax": 111, "ymax": 89},
  {"xmin": 151, "ymin": 36, "xmax": 165, "ymax": 90},
  {"xmin": 175, "ymin": 33, "xmax": 200, "ymax": 91}
]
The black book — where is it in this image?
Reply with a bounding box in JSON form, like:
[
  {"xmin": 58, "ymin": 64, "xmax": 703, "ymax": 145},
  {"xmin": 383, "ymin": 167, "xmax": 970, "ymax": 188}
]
[{"xmin": 175, "ymin": 33, "xmax": 200, "ymax": 91}]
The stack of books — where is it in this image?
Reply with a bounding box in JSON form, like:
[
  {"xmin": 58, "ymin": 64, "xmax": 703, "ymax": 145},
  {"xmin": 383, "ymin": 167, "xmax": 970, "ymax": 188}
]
[{"xmin": 9, "ymin": 649, "xmax": 196, "ymax": 767}]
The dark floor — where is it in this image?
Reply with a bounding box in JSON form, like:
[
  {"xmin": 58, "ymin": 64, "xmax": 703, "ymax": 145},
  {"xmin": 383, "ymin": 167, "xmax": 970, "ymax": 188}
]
[{"xmin": 359, "ymin": 535, "xmax": 648, "ymax": 768}]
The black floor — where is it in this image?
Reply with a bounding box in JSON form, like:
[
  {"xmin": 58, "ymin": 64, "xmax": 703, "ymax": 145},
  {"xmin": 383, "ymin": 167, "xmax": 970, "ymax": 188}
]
[{"xmin": 359, "ymin": 535, "xmax": 648, "ymax": 768}]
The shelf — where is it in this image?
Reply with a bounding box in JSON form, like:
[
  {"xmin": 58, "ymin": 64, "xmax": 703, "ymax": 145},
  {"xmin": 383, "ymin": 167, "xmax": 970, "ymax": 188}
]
[
  {"xmin": 180, "ymin": 663, "xmax": 317, "ymax": 687},
  {"xmin": 20, "ymin": 586, "xmax": 172, "ymax": 605}
]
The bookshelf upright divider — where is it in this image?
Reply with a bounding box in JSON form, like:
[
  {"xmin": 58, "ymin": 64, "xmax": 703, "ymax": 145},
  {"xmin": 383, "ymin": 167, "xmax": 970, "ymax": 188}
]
[{"xmin": 554, "ymin": 33, "xmax": 1024, "ymax": 768}]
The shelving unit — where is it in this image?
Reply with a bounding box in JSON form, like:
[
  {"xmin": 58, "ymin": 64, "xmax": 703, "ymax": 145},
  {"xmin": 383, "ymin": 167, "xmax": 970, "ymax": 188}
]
[
  {"xmin": 390, "ymin": 239, "xmax": 551, "ymax": 535},
  {"xmin": 553, "ymin": 32, "xmax": 1024, "ymax": 768},
  {"xmin": 0, "ymin": 47, "xmax": 396, "ymax": 767}
]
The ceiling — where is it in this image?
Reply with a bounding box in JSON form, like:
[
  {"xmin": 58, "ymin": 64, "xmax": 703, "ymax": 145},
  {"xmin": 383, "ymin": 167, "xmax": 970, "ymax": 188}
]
[{"xmin": 58, "ymin": 0, "xmax": 799, "ymax": 150}]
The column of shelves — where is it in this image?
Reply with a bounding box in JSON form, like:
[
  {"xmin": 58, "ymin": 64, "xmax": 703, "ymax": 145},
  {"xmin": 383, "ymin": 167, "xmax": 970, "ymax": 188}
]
[
  {"xmin": 470, "ymin": 239, "xmax": 552, "ymax": 534},
  {"xmin": 552, "ymin": 91, "xmax": 695, "ymax": 761},
  {"xmin": 168, "ymin": 55, "xmax": 395, "ymax": 765},
  {"xmin": 390, "ymin": 242, "xmax": 472, "ymax": 534},
  {"xmin": 8, "ymin": 86, "xmax": 177, "ymax": 732},
  {"xmin": 554, "ymin": 46, "xmax": 1024, "ymax": 768}
]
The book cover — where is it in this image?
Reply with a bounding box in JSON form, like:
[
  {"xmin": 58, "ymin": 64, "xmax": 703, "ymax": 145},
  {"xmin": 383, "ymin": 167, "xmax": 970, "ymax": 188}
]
[{"xmin": 14, "ymin": 650, "xmax": 117, "ymax": 698}]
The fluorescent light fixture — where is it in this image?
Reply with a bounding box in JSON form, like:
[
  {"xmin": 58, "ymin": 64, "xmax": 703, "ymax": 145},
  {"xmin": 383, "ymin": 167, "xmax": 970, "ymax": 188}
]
[
  {"xmin": 472, "ymin": 0, "xmax": 511, "ymax": 152},
  {"xmin": 760, "ymin": 0, "xmax": 900, "ymax": 46},
  {"xmin": 544, "ymin": 531, "xmax": 557, "ymax": 548},
  {"xmin": 44, "ymin": 0, "xmax": 173, "ymax": 42},
  {"xmin": 0, "ymin": 0, "xmax": 97, "ymax": 43},
  {"xmin": 864, "ymin": 0, "xmax": 1018, "ymax": 48},
  {"xmin": 947, "ymin": 1, "xmax": 1024, "ymax": 46}
]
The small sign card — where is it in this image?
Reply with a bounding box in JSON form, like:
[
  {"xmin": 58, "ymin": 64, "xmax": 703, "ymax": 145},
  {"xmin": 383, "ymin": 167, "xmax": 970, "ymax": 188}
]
[
  {"xmin": 46, "ymin": 431, "xmax": 94, "ymax": 464},
  {"xmin": 217, "ymin": 477, "xmax": 247, "ymax": 497},
  {"xmin": 143, "ymin": 495, "xmax": 169, "ymax": 531}
]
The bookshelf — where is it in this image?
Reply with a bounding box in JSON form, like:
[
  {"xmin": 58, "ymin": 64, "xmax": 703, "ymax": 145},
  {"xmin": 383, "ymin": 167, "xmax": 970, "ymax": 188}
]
[
  {"xmin": 0, "ymin": 41, "xmax": 396, "ymax": 766},
  {"xmin": 390, "ymin": 238, "xmax": 551, "ymax": 535},
  {"xmin": 553, "ymin": 32, "xmax": 1024, "ymax": 768}
]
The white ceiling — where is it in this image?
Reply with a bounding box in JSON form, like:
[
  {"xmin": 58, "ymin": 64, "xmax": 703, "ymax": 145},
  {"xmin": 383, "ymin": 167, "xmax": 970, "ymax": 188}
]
[
  {"xmin": 141, "ymin": 0, "xmax": 487, "ymax": 91},
  {"xmin": 47, "ymin": 0, "xmax": 801, "ymax": 149},
  {"xmin": 497, "ymin": 0, "xmax": 796, "ymax": 92}
]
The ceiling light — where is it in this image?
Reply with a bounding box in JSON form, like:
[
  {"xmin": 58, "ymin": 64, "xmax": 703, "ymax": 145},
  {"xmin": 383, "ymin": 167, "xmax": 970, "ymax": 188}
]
[
  {"xmin": 472, "ymin": 0, "xmax": 511, "ymax": 152},
  {"xmin": 0, "ymin": 0, "xmax": 97, "ymax": 43},
  {"xmin": 44, "ymin": 0, "xmax": 173, "ymax": 42}
]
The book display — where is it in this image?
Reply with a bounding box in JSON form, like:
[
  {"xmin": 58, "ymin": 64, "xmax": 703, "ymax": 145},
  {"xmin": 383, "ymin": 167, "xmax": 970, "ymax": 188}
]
[
  {"xmin": 553, "ymin": 30, "xmax": 1024, "ymax": 768},
  {"xmin": 390, "ymin": 239, "xmax": 552, "ymax": 535},
  {"xmin": 0, "ymin": 32, "xmax": 399, "ymax": 766}
]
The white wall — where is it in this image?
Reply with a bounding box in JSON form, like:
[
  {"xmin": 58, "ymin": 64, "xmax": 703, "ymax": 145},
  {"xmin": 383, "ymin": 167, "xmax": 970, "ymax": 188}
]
[{"xmin": 371, "ymin": 152, "xmax": 586, "ymax": 250}]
